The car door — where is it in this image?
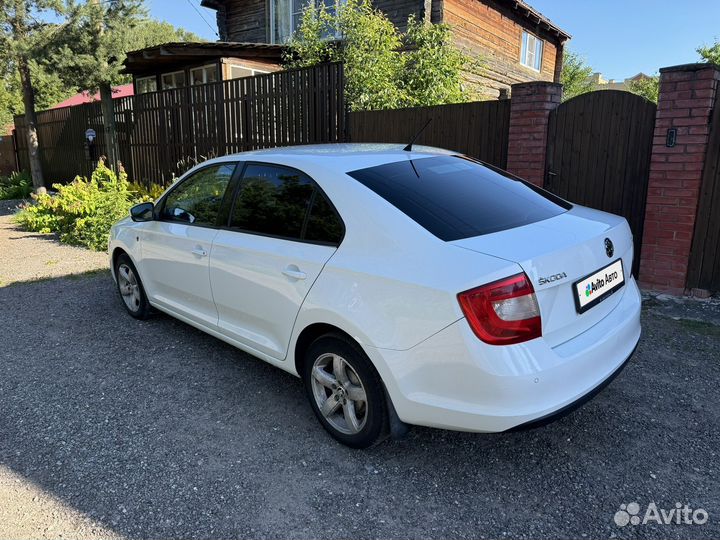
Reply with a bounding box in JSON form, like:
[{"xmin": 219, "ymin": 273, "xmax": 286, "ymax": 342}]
[
  {"xmin": 209, "ymin": 162, "xmax": 344, "ymax": 360},
  {"xmin": 140, "ymin": 162, "xmax": 238, "ymax": 328}
]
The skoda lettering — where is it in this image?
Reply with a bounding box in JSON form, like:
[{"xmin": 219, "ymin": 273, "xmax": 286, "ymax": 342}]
[{"xmin": 538, "ymin": 272, "xmax": 567, "ymax": 286}]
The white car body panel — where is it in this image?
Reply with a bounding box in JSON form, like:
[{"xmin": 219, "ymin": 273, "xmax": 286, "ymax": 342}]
[
  {"xmin": 142, "ymin": 221, "xmax": 220, "ymax": 328},
  {"xmin": 367, "ymin": 276, "xmax": 641, "ymax": 432},
  {"xmin": 452, "ymin": 206, "xmax": 634, "ymax": 347},
  {"xmin": 109, "ymin": 143, "xmax": 642, "ymax": 433},
  {"xmin": 210, "ymin": 230, "xmax": 337, "ymax": 359}
]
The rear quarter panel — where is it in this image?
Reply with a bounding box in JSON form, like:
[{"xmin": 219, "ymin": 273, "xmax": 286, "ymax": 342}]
[{"xmin": 288, "ymin": 164, "xmax": 523, "ymax": 361}]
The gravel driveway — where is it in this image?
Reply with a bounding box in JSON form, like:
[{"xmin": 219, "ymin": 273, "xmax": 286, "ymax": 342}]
[
  {"xmin": 0, "ymin": 270, "xmax": 718, "ymax": 539},
  {"xmin": 0, "ymin": 199, "xmax": 108, "ymax": 287}
]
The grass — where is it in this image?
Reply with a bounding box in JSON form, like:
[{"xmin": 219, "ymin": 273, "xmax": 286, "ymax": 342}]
[{"xmin": 678, "ymin": 318, "xmax": 720, "ymax": 337}]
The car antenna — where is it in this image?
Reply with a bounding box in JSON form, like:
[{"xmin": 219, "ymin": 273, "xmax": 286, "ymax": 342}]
[{"xmin": 403, "ymin": 118, "xmax": 432, "ymax": 152}]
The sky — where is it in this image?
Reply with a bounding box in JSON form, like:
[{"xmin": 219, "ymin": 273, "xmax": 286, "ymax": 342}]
[
  {"xmin": 146, "ymin": 0, "xmax": 720, "ymax": 81},
  {"xmin": 145, "ymin": 0, "xmax": 220, "ymax": 40},
  {"xmin": 517, "ymin": 0, "xmax": 720, "ymax": 79}
]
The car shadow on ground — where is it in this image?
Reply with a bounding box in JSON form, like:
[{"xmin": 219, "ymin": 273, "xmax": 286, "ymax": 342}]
[{"xmin": 0, "ymin": 274, "xmax": 718, "ymax": 539}]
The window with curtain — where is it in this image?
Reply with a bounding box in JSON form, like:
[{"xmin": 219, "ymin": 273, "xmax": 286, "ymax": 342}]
[
  {"xmin": 136, "ymin": 76, "xmax": 157, "ymax": 94},
  {"xmin": 161, "ymin": 71, "xmax": 186, "ymax": 90},
  {"xmin": 190, "ymin": 64, "xmax": 219, "ymax": 86},
  {"xmin": 520, "ymin": 30, "xmax": 544, "ymax": 71}
]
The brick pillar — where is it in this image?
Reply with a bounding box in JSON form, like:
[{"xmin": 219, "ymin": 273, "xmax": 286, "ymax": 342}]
[
  {"xmin": 639, "ymin": 63, "xmax": 720, "ymax": 295},
  {"xmin": 506, "ymin": 81, "xmax": 562, "ymax": 187}
]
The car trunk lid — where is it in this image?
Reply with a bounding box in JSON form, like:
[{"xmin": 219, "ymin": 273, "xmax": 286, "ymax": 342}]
[{"xmin": 451, "ymin": 206, "xmax": 634, "ymax": 348}]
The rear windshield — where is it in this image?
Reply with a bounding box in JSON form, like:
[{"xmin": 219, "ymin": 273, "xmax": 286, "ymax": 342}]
[{"xmin": 348, "ymin": 155, "xmax": 571, "ymax": 241}]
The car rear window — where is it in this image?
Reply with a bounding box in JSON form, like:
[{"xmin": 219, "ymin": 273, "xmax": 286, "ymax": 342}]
[{"xmin": 347, "ymin": 155, "xmax": 571, "ymax": 241}]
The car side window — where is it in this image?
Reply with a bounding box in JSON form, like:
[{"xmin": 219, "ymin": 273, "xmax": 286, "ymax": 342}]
[
  {"xmin": 305, "ymin": 190, "xmax": 344, "ymax": 245},
  {"xmin": 230, "ymin": 164, "xmax": 315, "ymax": 240},
  {"xmin": 161, "ymin": 164, "xmax": 236, "ymax": 226}
]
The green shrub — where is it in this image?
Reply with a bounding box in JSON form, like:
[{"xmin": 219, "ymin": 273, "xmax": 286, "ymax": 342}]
[
  {"xmin": 15, "ymin": 160, "xmax": 138, "ymax": 251},
  {"xmin": 0, "ymin": 170, "xmax": 33, "ymax": 200},
  {"xmin": 129, "ymin": 181, "xmax": 165, "ymax": 201}
]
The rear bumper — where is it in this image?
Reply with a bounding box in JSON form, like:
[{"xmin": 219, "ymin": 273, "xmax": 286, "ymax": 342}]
[
  {"xmin": 507, "ymin": 340, "xmax": 636, "ymax": 431},
  {"xmin": 367, "ymin": 276, "xmax": 642, "ymax": 433}
]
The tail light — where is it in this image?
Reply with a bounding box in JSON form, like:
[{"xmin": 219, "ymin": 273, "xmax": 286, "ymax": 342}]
[{"xmin": 457, "ymin": 272, "xmax": 541, "ymax": 345}]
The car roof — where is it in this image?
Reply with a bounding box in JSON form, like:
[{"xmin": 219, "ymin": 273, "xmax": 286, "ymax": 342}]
[{"xmin": 207, "ymin": 143, "xmax": 456, "ymax": 173}]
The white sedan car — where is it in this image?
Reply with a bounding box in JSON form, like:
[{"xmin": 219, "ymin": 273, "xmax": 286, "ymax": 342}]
[{"xmin": 109, "ymin": 144, "xmax": 641, "ymax": 448}]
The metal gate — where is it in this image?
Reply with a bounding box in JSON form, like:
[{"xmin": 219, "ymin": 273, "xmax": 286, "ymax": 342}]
[
  {"xmin": 686, "ymin": 89, "xmax": 720, "ymax": 292},
  {"xmin": 544, "ymin": 90, "xmax": 656, "ymax": 276}
]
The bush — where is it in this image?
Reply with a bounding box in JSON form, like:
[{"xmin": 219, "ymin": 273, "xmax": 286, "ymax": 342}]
[
  {"xmin": 0, "ymin": 170, "xmax": 33, "ymax": 200},
  {"xmin": 14, "ymin": 160, "xmax": 162, "ymax": 251},
  {"xmin": 129, "ymin": 181, "xmax": 165, "ymax": 201},
  {"xmin": 285, "ymin": 0, "xmax": 479, "ymax": 111}
]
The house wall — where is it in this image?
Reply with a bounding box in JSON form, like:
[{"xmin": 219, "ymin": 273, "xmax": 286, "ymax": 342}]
[
  {"xmin": 443, "ymin": 0, "xmax": 562, "ymax": 99},
  {"xmin": 211, "ymin": 0, "xmax": 564, "ymax": 99},
  {"xmin": 215, "ymin": 0, "xmax": 425, "ymax": 42},
  {"xmin": 372, "ymin": 0, "xmax": 424, "ymax": 32},
  {"xmin": 216, "ymin": 0, "xmax": 267, "ymax": 42}
]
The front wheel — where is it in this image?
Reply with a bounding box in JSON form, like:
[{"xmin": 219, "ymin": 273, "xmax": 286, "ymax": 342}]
[
  {"xmin": 114, "ymin": 253, "xmax": 151, "ymax": 320},
  {"xmin": 303, "ymin": 335, "xmax": 389, "ymax": 448}
]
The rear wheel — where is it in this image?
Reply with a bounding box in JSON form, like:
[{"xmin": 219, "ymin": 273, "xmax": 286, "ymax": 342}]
[
  {"xmin": 114, "ymin": 253, "xmax": 151, "ymax": 319},
  {"xmin": 303, "ymin": 335, "xmax": 388, "ymax": 448}
]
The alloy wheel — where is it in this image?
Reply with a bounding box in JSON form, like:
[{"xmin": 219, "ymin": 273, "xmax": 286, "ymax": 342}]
[
  {"xmin": 117, "ymin": 263, "xmax": 141, "ymax": 312},
  {"xmin": 310, "ymin": 353, "xmax": 368, "ymax": 435}
]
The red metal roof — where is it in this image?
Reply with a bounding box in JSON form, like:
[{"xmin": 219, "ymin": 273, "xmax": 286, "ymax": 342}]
[{"xmin": 51, "ymin": 83, "xmax": 135, "ymax": 109}]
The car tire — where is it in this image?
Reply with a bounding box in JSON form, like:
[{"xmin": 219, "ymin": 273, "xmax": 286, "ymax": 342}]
[
  {"xmin": 303, "ymin": 334, "xmax": 389, "ymax": 448},
  {"xmin": 114, "ymin": 253, "xmax": 151, "ymax": 320}
]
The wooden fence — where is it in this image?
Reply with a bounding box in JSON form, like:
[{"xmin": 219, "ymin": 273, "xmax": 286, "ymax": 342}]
[
  {"xmin": 687, "ymin": 87, "xmax": 720, "ymax": 292},
  {"xmin": 544, "ymin": 90, "xmax": 656, "ymax": 277},
  {"xmin": 0, "ymin": 135, "xmax": 17, "ymax": 176},
  {"xmin": 348, "ymin": 100, "xmax": 511, "ymax": 168},
  {"xmin": 15, "ymin": 62, "xmax": 346, "ymax": 186}
]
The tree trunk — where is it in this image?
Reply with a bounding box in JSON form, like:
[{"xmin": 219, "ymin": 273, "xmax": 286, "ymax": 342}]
[
  {"xmin": 12, "ymin": 2, "xmax": 47, "ymax": 193},
  {"xmin": 99, "ymin": 83, "xmax": 119, "ymax": 171}
]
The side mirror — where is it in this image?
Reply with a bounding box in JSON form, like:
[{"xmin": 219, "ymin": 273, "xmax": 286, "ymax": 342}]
[{"xmin": 130, "ymin": 202, "xmax": 154, "ymax": 222}]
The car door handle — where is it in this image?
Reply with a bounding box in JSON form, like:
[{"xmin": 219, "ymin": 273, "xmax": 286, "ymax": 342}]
[
  {"xmin": 191, "ymin": 248, "xmax": 208, "ymax": 257},
  {"xmin": 282, "ymin": 267, "xmax": 307, "ymax": 280}
]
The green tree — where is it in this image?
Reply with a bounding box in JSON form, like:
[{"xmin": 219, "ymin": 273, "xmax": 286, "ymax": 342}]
[
  {"xmin": 126, "ymin": 19, "xmax": 200, "ymax": 49},
  {"xmin": 49, "ymin": 0, "xmax": 145, "ymax": 170},
  {"xmin": 697, "ymin": 38, "xmax": 720, "ymax": 65},
  {"xmin": 402, "ymin": 17, "xmax": 467, "ymax": 106},
  {"xmin": 285, "ymin": 0, "xmax": 474, "ymax": 111},
  {"xmin": 560, "ymin": 49, "xmax": 593, "ymax": 101},
  {"xmin": 0, "ymin": 0, "xmax": 67, "ymax": 192},
  {"xmin": 47, "ymin": 4, "xmax": 202, "ymax": 169},
  {"xmin": 627, "ymin": 74, "xmax": 659, "ymax": 104},
  {"xmin": 1, "ymin": 18, "xmax": 198, "ymax": 134},
  {"xmin": 0, "ymin": 65, "xmax": 24, "ymax": 130}
]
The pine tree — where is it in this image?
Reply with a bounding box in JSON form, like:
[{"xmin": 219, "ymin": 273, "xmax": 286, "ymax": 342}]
[
  {"xmin": 0, "ymin": 0, "xmax": 66, "ymax": 193},
  {"xmin": 50, "ymin": 0, "xmax": 145, "ymax": 171}
]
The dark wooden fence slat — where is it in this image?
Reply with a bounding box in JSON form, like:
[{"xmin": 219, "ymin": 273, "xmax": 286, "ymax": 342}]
[
  {"xmin": 12, "ymin": 63, "xmax": 346, "ymax": 186},
  {"xmin": 347, "ymin": 100, "xmax": 511, "ymax": 168},
  {"xmin": 543, "ymin": 90, "xmax": 656, "ymax": 277},
  {"xmin": 687, "ymin": 89, "xmax": 720, "ymax": 290}
]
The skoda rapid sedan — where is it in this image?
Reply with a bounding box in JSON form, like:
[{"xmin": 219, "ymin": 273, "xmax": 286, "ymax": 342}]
[{"xmin": 109, "ymin": 144, "xmax": 641, "ymax": 448}]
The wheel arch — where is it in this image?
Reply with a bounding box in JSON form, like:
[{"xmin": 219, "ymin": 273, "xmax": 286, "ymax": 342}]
[
  {"xmin": 293, "ymin": 323, "xmax": 364, "ymax": 377},
  {"xmin": 110, "ymin": 246, "xmax": 129, "ymax": 281},
  {"xmin": 111, "ymin": 246, "xmax": 127, "ymax": 270},
  {"xmin": 292, "ymin": 320, "xmax": 409, "ymax": 440}
]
